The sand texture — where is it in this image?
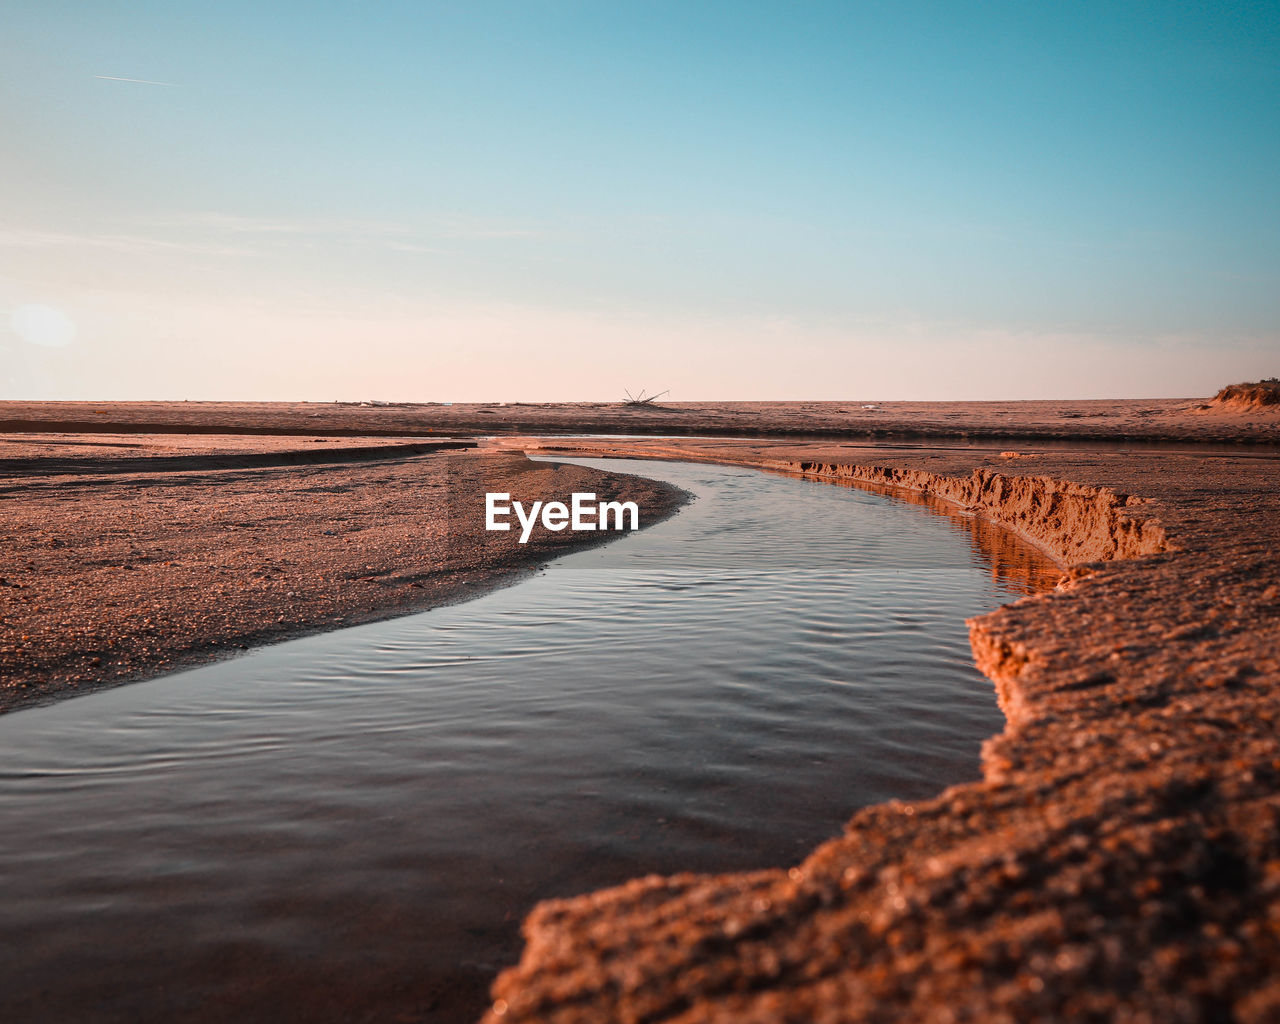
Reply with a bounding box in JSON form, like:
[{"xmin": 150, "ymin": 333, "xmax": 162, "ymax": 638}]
[
  {"xmin": 0, "ymin": 434, "xmax": 685, "ymax": 713},
  {"xmin": 2, "ymin": 395, "xmax": 1278, "ymax": 445},
  {"xmin": 476, "ymin": 435, "xmax": 1280, "ymax": 1024},
  {"xmin": 4, "ymin": 401, "xmax": 1280, "ymax": 1021},
  {"xmin": 1210, "ymin": 378, "xmax": 1280, "ymax": 412}
]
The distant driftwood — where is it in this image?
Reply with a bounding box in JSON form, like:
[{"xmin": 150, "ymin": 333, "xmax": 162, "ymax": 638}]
[{"xmin": 621, "ymin": 388, "xmax": 670, "ymax": 407}]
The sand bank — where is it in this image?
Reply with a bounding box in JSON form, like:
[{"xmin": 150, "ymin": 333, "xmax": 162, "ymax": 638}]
[
  {"xmin": 5, "ymin": 401, "xmax": 1279, "ymax": 1020},
  {"xmin": 0, "ymin": 434, "xmax": 685, "ymax": 713},
  {"xmin": 478, "ymin": 434, "xmax": 1280, "ymax": 1024}
]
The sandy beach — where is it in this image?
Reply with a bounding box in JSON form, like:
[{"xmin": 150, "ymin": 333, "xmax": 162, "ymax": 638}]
[
  {"xmin": 9, "ymin": 3, "xmax": 1277, "ymax": 1018},
  {"xmin": 0, "ymin": 432, "xmax": 685, "ymax": 713},
  {"xmin": 3, "ymin": 391, "xmax": 1279, "ymax": 1022},
  {"xmin": 479, "ymin": 427, "xmax": 1280, "ymax": 1023}
]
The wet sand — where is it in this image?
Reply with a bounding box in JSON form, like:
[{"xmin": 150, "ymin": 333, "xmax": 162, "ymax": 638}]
[
  {"xmin": 0, "ymin": 433, "xmax": 685, "ymax": 713},
  {"xmin": 480, "ymin": 433, "xmax": 1280, "ymax": 1024},
  {"xmin": 4, "ymin": 397, "xmax": 1280, "ymax": 1021}
]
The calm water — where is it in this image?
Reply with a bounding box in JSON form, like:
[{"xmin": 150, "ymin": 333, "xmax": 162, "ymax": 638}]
[{"xmin": 0, "ymin": 458, "xmax": 1058, "ymax": 1023}]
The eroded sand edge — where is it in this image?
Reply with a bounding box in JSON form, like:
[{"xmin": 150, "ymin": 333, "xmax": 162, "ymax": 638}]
[{"xmin": 482, "ymin": 436, "xmax": 1279, "ymax": 1023}]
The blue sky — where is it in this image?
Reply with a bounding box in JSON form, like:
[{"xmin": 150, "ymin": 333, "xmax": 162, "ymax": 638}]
[{"xmin": 2, "ymin": 1, "xmax": 1277, "ymax": 400}]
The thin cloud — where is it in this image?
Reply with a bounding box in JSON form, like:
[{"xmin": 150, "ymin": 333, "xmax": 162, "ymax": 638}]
[
  {"xmin": 143, "ymin": 212, "xmax": 404, "ymax": 238},
  {"xmin": 0, "ymin": 228, "xmax": 246, "ymax": 257},
  {"xmin": 94, "ymin": 75, "xmax": 179, "ymax": 87},
  {"xmin": 144, "ymin": 211, "xmax": 549, "ymax": 245},
  {"xmin": 384, "ymin": 240, "xmax": 446, "ymax": 255},
  {"xmin": 435, "ymin": 215, "xmax": 549, "ymax": 240}
]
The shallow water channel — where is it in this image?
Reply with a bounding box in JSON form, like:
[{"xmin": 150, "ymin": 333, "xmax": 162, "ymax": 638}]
[{"xmin": 0, "ymin": 458, "xmax": 1059, "ymax": 1023}]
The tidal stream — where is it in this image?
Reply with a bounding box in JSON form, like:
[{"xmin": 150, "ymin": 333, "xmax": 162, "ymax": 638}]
[{"xmin": 0, "ymin": 458, "xmax": 1059, "ymax": 1023}]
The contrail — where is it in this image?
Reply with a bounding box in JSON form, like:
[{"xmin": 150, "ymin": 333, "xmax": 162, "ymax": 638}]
[{"xmin": 94, "ymin": 75, "xmax": 179, "ymax": 87}]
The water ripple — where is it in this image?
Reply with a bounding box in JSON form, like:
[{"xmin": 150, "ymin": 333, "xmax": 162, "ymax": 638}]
[{"xmin": 0, "ymin": 457, "xmax": 1058, "ymax": 1023}]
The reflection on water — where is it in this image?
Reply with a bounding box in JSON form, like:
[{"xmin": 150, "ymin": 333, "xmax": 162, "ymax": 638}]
[
  {"xmin": 0, "ymin": 458, "xmax": 1059, "ymax": 1024},
  {"xmin": 810, "ymin": 474, "xmax": 1063, "ymax": 595}
]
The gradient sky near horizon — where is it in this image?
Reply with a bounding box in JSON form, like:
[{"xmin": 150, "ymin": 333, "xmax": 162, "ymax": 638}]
[{"xmin": 2, "ymin": 1, "xmax": 1278, "ymax": 401}]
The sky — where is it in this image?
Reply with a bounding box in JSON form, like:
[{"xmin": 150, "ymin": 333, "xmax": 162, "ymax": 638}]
[{"xmin": 2, "ymin": 0, "xmax": 1277, "ymax": 401}]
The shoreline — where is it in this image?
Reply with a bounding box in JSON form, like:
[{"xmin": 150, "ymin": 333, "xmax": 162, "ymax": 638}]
[
  {"xmin": 0, "ymin": 435, "xmax": 688, "ymax": 714},
  {"xmin": 5, "ymin": 402, "xmax": 1280, "ymax": 1020},
  {"xmin": 481, "ymin": 434, "xmax": 1280, "ymax": 1023},
  {"xmin": 775, "ymin": 468, "xmax": 1075, "ymax": 573}
]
